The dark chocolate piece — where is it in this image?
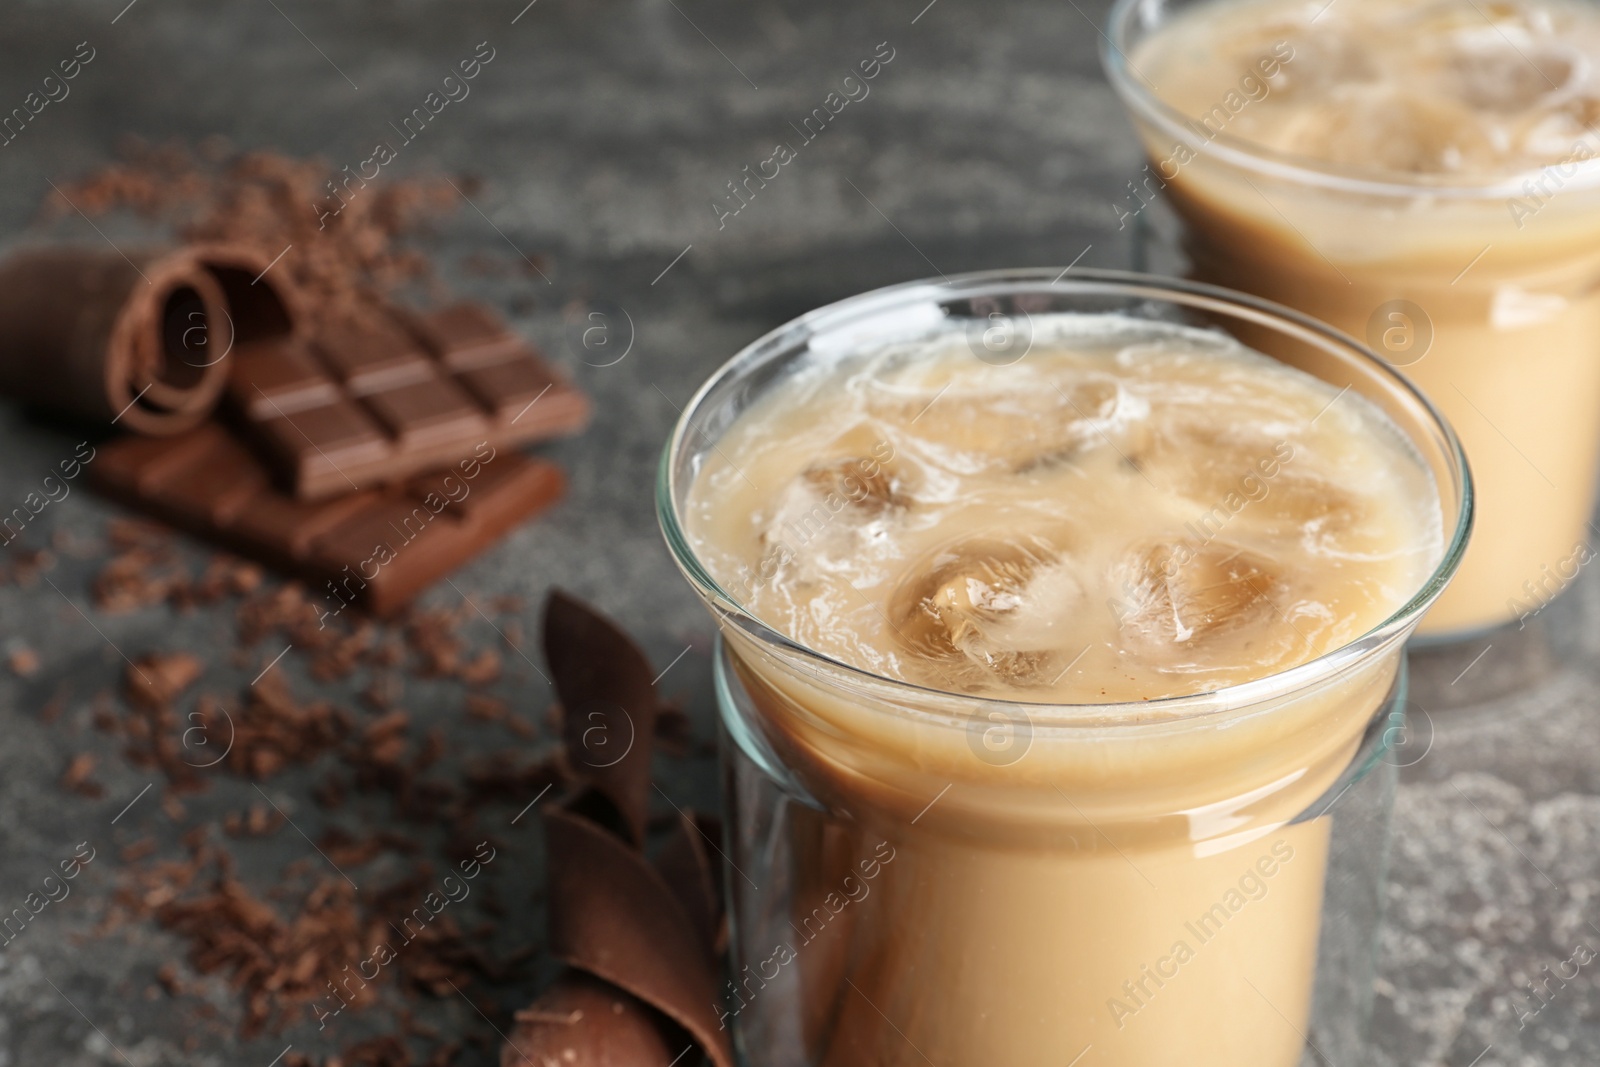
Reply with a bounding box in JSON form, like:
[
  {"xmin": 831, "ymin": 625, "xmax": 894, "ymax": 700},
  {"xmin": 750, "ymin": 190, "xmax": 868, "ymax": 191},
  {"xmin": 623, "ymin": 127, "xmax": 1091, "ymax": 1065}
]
[
  {"xmin": 543, "ymin": 808, "xmax": 734, "ymax": 1067},
  {"xmin": 543, "ymin": 591, "xmax": 661, "ymax": 847},
  {"xmin": 0, "ymin": 244, "xmax": 296, "ymax": 436},
  {"xmin": 412, "ymin": 302, "xmax": 525, "ymax": 371},
  {"xmin": 232, "ymin": 336, "xmax": 339, "ymax": 417},
  {"xmin": 229, "ymin": 301, "xmax": 589, "ymax": 500},
  {"xmin": 91, "ymin": 423, "xmax": 565, "ymax": 616}
]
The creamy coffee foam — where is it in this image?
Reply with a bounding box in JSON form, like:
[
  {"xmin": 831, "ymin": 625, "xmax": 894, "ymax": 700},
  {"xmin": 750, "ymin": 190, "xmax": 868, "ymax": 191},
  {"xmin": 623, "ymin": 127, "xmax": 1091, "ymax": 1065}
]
[
  {"xmin": 685, "ymin": 315, "xmax": 1442, "ymax": 702},
  {"xmin": 1140, "ymin": 0, "xmax": 1600, "ymax": 178}
]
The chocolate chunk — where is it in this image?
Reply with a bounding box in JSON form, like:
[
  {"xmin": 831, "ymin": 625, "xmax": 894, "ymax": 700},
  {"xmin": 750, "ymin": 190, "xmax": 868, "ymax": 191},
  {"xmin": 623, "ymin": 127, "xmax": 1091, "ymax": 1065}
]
[
  {"xmin": 409, "ymin": 302, "xmax": 524, "ymax": 372},
  {"xmin": 91, "ymin": 423, "xmax": 566, "ymax": 616},
  {"xmin": 363, "ymin": 372, "xmax": 490, "ymax": 452},
  {"xmin": 255, "ymin": 398, "xmax": 394, "ymax": 492},
  {"xmin": 313, "ymin": 315, "xmax": 433, "ymax": 395},
  {"xmin": 458, "ymin": 359, "xmax": 566, "ymax": 428},
  {"xmin": 542, "ymin": 809, "xmax": 733, "ymax": 1067},
  {"xmin": 502, "ymin": 970, "xmax": 687, "ymax": 1067},
  {"xmin": 232, "ymin": 336, "xmax": 341, "ymax": 418},
  {"xmin": 0, "ymin": 244, "xmax": 295, "ymax": 435},
  {"xmin": 543, "ymin": 592, "xmax": 660, "ymax": 846},
  {"xmin": 228, "ymin": 302, "xmax": 589, "ymax": 500}
]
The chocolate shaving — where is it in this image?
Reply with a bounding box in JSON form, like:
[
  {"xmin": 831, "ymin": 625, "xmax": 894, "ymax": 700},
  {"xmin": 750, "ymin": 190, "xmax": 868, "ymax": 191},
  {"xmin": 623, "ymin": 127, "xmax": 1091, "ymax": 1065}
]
[
  {"xmin": 59, "ymin": 753, "xmax": 104, "ymax": 798},
  {"xmin": 118, "ymin": 842, "xmax": 373, "ymax": 1037},
  {"xmin": 652, "ymin": 811, "xmax": 726, "ymax": 955},
  {"xmin": 0, "ymin": 243, "xmax": 295, "ymax": 435},
  {"xmin": 7, "ymin": 646, "xmax": 40, "ymax": 677},
  {"xmin": 542, "ymin": 591, "xmax": 661, "ymax": 846},
  {"xmin": 502, "ymin": 970, "xmax": 686, "ymax": 1067},
  {"xmin": 123, "ymin": 652, "xmax": 204, "ymax": 711},
  {"xmin": 223, "ymin": 804, "xmax": 284, "ymax": 838},
  {"xmin": 542, "ymin": 808, "xmax": 732, "ymax": 1067},
  {"xmin": 224, "ymin": 670, "xmax": 352, "ymax": 780}
]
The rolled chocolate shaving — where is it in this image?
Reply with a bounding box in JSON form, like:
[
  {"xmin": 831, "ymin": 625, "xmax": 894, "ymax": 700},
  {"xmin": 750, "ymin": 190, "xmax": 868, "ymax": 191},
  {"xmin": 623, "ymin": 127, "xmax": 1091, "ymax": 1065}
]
[
  {"xmin": 502, "ymin": 970, "xmax": 688, "ymax": 1067},
  {"xmin": 0, "ymin": 244, "xmax": 295, "ymax": 435},
  {"xmin": 543, "ymin": 591, "xmax": 660, "ymax": 846},
  {"xmin": 653, "ymin": 810, "xmax": 725, "ymax": 954},
  {"xmin": 543, "ymin": 808, "xmax": 733, "ymax": 1067}
]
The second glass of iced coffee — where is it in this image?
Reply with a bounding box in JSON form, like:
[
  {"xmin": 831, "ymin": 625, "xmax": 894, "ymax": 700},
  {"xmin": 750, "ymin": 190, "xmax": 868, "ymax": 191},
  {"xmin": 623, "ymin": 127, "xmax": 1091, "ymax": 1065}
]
[
  {"xmin": 1106, "ymin": 0, "xmax": 1600, "ymax": 637},
  {"xmin": 660, "ymin": 271, "xmax": 1470, "ymax": 1066}
]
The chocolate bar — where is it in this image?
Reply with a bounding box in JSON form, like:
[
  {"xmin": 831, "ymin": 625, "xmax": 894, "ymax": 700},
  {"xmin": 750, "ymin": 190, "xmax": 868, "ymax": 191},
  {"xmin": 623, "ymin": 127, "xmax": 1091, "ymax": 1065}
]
[
  {"xmin": 0, "ymin": 244, "xmax": 295, "ymax": 435},
  {"xmin": 91, "ymin": 422, "xmax": 564, "ymax": 616},
  {"xmin": 230, "ymin": 302, "xmax": 589, "ymax": 500}
]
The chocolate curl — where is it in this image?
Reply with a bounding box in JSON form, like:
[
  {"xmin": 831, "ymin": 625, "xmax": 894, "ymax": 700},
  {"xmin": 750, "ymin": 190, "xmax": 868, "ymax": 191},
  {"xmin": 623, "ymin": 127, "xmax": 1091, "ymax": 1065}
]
[
  {"xmin": 501, "ymin": 970, "xmax": 687, "ymax": 1067},
  {"xmin": 653, "ymin": 811, "xmax": 726, "ymax": 955},
  {"xmin": 0, "ymin": 244, "xmax": 295, "ymax": 435},
  {"xmin": 543, "ymin": 809, "xmax": 734, "ymax": 1067},
  {"xmin": 543, "ymin": 591, "xmax": 660, "ymax": 846}
]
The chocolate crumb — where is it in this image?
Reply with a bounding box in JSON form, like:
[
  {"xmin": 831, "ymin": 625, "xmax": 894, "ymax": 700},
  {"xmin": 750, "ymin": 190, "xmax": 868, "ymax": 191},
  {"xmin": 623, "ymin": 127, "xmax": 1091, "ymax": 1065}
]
[
  {"xmin": 123, "ymin": 652, "xmax": 204, "ymax": 712},
  {"xmin": 464, "ymin": 694, "xmax": 507, "ymax": 723},
  {"xmin": 59, "ymin": 753, "xmax": 104, "ymax": 798},
  {"xmin": 121, "ymin": 838, "xmax": 157, "ymax": 863},
  {"xmin": 39, "ymin": 683, "xmax": 70, "ymax": 723},
  {"xmin": 8, "ymin": 646, "xmax": 40, "ymax": 677}
]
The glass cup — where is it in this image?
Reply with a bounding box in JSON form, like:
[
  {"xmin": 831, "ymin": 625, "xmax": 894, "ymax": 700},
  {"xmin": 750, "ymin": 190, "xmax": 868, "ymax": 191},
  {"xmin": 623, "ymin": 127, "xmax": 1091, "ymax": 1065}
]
[
  {"xmin": 1102, "ymin": 0, "xmax": 1600, "ymax": 639},
  {"xmin": 658, "ymin": 270, "xmax": 1471, "ymax": 1067}
]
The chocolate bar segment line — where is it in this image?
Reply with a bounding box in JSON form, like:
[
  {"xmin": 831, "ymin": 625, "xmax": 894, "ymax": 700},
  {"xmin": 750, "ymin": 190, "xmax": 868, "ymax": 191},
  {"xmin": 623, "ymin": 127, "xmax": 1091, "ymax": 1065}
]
[
  {"xmin": 227, "ymin": 301, "xmax": 590, "ymax": 500},
  {"xmin": 250, "ymin": 386, "xmax": 372, "ymax": 495}
]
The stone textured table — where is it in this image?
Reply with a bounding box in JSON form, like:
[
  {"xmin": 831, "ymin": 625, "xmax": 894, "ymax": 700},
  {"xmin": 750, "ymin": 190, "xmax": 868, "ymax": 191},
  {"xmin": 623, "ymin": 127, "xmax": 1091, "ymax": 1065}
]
[{"xmin": 0, "ymin": 1, "xmax": 1594, "ymax": 1064}]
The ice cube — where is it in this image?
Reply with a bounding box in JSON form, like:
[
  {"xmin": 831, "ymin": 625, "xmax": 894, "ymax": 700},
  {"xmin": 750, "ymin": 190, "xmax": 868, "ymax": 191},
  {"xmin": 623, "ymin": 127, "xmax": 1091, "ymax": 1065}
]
[
  {"xmin": 1114, "ymin": 541, "xmax": 1287, "ymax": 658},
  {"xmin": 873, "ymin": 376, "xmax": 1129, "ymax": 473},
  {"xmin": 799, "ymin": 457, "xmax": 896, "ymax": 511},
  {"xmin": 1131, "ymin": 424, "xmax": 1365, "ymax": 544},
  {"xmin": 886, "ymin": 535, "xmax": 1079, "ymax": 690},
  {"xmin": 760, "ymin": 453, "xmax": 902, "ymax": 569},
  {"xmin": 1258, "ymin": 35, "xmax": 1378, "ymax": 102},
  {"xmin": 1264, "ymin": 88, "xmax": 1498, "ymax": 174},
  {"xmin": 1452, "ymin": 43, "xmax": 1574, "ymax": 112},
  {"xmin": 1129, "ymin": 422, "xmax": 1272, "ymax": 502},
  {"xmin": 1256, "ymin": 471, "xmax": 1367, "ymax": 544}
]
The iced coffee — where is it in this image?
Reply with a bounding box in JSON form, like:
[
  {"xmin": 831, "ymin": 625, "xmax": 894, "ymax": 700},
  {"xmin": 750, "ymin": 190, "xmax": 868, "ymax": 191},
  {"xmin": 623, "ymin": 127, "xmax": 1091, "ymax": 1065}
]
[
  {"xmin": 667, "ymin": 285, "xmax": 1460, "ymax": 1067},
  {"xmin": 1109, "ymin": 0, "xmax": 1600, "ymax": 636}
]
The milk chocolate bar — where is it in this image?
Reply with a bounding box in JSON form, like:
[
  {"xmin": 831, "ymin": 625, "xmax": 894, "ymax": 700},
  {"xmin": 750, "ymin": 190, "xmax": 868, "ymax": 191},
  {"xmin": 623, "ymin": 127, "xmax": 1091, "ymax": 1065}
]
[
  {"xmin": 0, "ymin": 244, "xmax": 296, "ymax": 436},
  {"xmin": 91, "ymin": 422, "xmax": 564, "ymax": 616},
  {"xmin": 230, "ymin": 302, "xmax": 589, "ymax": 500}
]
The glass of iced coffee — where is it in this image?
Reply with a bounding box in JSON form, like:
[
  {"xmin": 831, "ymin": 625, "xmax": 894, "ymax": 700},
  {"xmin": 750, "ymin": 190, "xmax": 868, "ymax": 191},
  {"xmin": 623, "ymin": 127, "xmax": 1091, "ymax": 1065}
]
[
  {"xmin": 1105, "ymin": 0, "xmax": 1600, "ymax": 638},
  {"xmin": 659, "ymin": 270, "xmax": 1470, "ymax": 1067}
]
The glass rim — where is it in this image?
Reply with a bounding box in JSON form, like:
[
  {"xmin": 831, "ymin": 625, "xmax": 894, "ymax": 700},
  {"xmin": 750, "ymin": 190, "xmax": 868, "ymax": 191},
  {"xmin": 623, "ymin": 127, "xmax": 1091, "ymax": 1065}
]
[
  {"xmin": 657, "ymin": 267, "xmax": 1474, "ymax": 724},
  {"xmin": 1100, "ymin": 0, "xmax": 1600, "ymax": 201}
]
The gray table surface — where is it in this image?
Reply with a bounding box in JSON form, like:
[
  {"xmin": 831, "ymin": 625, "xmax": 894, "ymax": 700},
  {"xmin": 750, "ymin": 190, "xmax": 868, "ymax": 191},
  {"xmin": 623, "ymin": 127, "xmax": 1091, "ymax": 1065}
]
[{"xmin": 0, "ymin": 2, "xmax": 1595, "ymax": 1064}]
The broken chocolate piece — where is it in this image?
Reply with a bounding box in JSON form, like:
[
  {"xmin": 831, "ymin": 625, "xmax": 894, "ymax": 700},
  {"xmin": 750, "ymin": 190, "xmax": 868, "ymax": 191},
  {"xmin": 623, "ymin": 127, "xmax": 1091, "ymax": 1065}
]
[
  {"xmin": 91, "ymin": 423, "xmax": 566, "ymax": 616},
  {"xmin": 542, "ymin": 808, "xmax": 733, "ymax": 1067},
  {"xmin": 542, "ymin": 592, "xmax": 660, "ymax": 846}
]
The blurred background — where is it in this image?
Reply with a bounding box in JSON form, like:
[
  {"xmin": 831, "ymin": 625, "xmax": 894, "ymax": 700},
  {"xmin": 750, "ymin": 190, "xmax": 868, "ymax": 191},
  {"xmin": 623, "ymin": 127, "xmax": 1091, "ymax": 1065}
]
[{"xmin": 0, "ymin": 1, "xmax": 1596, "ymax": 1065}]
